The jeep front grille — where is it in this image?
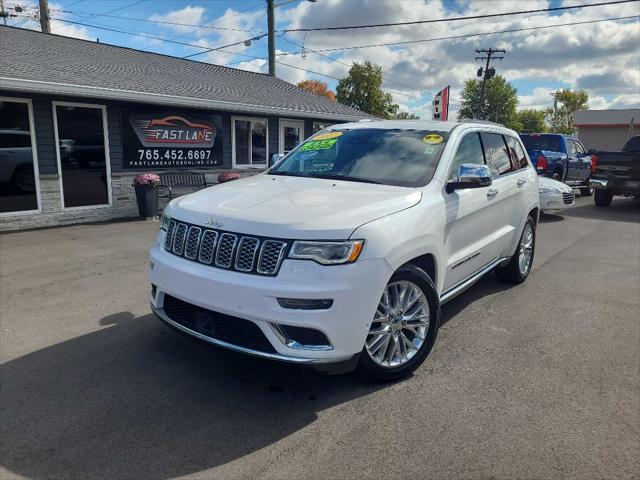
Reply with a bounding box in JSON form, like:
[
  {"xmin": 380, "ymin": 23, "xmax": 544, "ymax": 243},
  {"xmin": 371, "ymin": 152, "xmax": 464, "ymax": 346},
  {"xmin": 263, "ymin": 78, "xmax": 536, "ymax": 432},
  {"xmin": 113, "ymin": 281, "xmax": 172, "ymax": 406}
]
[{"xmin": 164, "ymin": 219, "xmax": 289, "ymax": 276}]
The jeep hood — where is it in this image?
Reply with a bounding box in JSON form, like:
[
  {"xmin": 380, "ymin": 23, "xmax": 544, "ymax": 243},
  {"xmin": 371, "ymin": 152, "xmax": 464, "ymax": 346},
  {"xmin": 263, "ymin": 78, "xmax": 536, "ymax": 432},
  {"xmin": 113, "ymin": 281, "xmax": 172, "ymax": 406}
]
[{"xmin": 167, "ymin": 174, "xmax": 422, "ymax": 239}]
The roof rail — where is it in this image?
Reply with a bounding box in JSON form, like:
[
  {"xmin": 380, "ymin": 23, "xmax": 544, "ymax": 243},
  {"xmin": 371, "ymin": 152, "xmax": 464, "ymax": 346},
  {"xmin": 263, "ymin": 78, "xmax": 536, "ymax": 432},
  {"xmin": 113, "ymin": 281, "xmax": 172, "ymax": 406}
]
[{"xmin": 459, "ymin": 118, "xmax": 504, "ymax": 127}]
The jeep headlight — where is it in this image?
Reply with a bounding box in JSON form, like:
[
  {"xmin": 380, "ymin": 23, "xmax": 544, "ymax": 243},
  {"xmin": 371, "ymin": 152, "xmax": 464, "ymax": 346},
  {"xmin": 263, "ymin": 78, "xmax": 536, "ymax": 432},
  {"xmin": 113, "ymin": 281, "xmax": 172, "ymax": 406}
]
[
  {"xmin": 159, "ymin": 212, "xmax": 171, "ymax": 231},
  {"xmin": 539, "ymin": 185, "xmax": 560, "ymax": 194},
  {"xmin": 289, "ymin": 240, "xmax": 364, "ymax": 265}
]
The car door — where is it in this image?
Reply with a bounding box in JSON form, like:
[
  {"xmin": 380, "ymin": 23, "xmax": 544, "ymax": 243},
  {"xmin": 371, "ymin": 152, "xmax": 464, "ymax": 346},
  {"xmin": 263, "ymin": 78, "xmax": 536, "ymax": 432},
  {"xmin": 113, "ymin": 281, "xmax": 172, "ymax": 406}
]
[
  {"xmin": 573, "ymin": 140, "xmax": 591, "ymax": 182},
  {"xmin": 442, "ymin": 131, "xmax": 507, "ymax": 291},
  {"xmin": 480, "ymin": 132, "xmax": 525, "ymax": 257},
  {"xmin": 564, "ymin": 138, "xmax": 581, "ymax": 183}
]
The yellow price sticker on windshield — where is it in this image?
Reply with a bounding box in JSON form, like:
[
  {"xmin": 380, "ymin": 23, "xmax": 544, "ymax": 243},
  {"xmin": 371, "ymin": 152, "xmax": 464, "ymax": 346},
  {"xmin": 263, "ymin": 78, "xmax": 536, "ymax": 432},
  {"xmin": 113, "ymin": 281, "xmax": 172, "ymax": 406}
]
[
  {"xmin": 313, "ymin": 131, "xmax": 343, "ymax": 140},
  {"xmin": 423, "ymin": 134, "xmax": 444, "ymax": 144}
]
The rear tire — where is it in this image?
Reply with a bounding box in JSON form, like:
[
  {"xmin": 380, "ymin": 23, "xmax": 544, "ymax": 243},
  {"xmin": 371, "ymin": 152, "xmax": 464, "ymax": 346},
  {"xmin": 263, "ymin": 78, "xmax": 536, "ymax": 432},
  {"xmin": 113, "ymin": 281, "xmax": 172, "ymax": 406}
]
[
  {"xmin": 594, "ymin": 189, "xmax": 613, "ymax": 207},
  {"xmin": 495, "ymin": 215, "xmax": 536, "ymax": 284},
  {"xmin": 357, "ymin": 264, "xmax": 440, "ymax": 382}
]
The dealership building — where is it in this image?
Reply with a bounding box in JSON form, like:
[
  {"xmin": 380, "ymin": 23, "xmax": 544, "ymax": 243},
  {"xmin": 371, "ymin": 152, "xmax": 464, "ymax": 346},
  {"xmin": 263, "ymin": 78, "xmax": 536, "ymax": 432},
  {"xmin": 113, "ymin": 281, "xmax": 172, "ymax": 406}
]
[
  {"xmin": 573, "ymin": 109, "xmax": 639, "ymax": 151},
  {"xmin": 0, "ymin": 26, "xmax": 369, "ymax": 231}
]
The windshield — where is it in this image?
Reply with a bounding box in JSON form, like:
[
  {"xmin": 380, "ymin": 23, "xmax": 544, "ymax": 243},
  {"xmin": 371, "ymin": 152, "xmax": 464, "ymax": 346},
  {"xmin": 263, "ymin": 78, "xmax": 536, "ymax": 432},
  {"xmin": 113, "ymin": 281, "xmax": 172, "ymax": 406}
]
[
  {"xmin": 268, "ymin": 128, "xmax": 449, "ymax": 187},
  {"xmin": 520, "ymin": 134, "xmax": 563, "ymax": 152}
]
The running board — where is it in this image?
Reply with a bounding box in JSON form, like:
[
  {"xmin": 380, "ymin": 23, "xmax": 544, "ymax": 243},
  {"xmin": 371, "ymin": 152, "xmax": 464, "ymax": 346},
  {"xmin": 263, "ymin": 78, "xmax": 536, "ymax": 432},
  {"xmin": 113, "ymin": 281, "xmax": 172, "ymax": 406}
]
[{"xmin": 439, "ymin": 257, "xmax": 508, "ymax": 304}]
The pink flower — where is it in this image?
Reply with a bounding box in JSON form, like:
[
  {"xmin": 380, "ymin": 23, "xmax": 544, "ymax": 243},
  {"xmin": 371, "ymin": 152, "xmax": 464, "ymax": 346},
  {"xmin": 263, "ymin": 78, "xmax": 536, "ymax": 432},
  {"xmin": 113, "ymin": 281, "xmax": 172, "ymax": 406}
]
[
  {"xmin": 133, "ymin": 174, "xmax": 161, "ymax": 186},
  {"xmin": 217, "ymin": 172, "xmax": 241, "ymax": 183}
]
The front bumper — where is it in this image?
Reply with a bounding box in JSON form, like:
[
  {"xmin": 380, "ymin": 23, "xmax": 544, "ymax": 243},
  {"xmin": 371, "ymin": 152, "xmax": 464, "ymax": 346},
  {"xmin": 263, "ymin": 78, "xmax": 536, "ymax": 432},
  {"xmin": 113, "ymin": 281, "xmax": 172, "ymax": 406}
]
[
  {"xmin": 590, "ymin": 178, "xmax": 608, "ymax": 189},
  {"xmin": 540, "ymin": 189, "xmax": 574, "ymax": 212},
  {"xmin": 149, "ymin": 238, "xmax": 393, "ymax": 363}
]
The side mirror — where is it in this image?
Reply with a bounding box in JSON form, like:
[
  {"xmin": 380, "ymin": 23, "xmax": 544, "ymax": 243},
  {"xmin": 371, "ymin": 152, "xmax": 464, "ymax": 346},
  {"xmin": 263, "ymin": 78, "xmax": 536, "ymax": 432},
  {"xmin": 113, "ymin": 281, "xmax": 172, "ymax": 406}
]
[
  {"xmin": 270, "ymin": 153, "xmax": 285, "ymax": 167},
  {"xmin": 446, "ymin": 163, "xmax": 493, "ymax": 193}
]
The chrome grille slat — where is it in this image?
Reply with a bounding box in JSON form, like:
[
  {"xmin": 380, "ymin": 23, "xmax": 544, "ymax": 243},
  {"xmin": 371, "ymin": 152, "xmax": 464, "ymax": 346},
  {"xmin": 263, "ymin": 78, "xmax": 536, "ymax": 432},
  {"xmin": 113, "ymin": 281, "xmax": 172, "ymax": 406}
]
[
  {"xmin": 163, "ymin": 220, "xmax": 287, "ymax": 276},
  {"xmin": 235, "ymin": 237, "xmax": 260, "ymax": 272},
  {"xmin": 198, "ymin": 230, "xmax": 218, "ymax": 264},
  {"xmin": 184, "ymin": 226, "xmax": 202, "ymax": 260},
  {"xmin": 164, "ymin": 220, "xmax": 177, "ymax": 251},
  {"xmin": 172, "ymin": 223, "xmax": 188, "ymax": 255},
  {"xmin": 562, "ymin": 191, "xmax": 575, "ymax": 205},
  {"xmin": 215, "ymin": 233, "xmax": 238, "ymax": 269},
  {"xmin": 257, "ymin": 240, "xmax": 287, "ymax": 275}
]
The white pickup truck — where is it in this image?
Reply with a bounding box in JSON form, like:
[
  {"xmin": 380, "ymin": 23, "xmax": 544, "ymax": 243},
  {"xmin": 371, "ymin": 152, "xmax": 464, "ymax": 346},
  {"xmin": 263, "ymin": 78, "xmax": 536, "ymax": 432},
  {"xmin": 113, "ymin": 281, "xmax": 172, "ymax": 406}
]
[{"xmin": 149, "ymin": 120, "xmax": 539, "ymax": 381}]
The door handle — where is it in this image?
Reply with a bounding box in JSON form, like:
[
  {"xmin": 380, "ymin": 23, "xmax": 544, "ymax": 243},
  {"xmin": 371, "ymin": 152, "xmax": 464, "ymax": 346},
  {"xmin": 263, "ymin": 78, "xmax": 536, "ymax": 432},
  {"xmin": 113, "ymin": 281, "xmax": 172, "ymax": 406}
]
[
  {"xmin": 517, "ymin": 178, "xmax": 527, "ymax": 187},
  {"xmin": 487, "ymin": 189, "xmax": 499, "ymax": 199}
]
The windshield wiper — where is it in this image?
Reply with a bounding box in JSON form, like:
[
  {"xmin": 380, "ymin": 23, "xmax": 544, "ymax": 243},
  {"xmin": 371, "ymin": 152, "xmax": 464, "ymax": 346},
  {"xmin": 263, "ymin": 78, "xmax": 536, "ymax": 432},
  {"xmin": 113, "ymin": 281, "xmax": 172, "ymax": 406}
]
[
  {"xmin": 268, "ymin": 171, "xmax": 311, "ymax": 178},
  {"xmin": 311, "ymin": 174, "xmax": 382, "ymax": 184}
]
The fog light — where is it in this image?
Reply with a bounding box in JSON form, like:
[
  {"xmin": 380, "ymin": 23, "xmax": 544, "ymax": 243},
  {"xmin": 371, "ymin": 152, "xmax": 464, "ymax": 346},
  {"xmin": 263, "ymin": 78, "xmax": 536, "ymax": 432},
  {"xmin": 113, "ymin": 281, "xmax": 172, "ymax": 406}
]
[
  {"xmin": 276, "ymin": 298, "xmax": 333, "ymax": 310},
  {"xmin": 151, "ymin": 284, "xmax": 157, "ymax": 298}
]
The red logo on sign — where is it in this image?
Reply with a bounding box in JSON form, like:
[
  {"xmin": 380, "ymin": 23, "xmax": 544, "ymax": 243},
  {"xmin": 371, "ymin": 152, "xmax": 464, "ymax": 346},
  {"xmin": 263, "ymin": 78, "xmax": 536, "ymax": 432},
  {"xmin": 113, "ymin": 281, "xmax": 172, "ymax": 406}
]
[{"xmin": 130, "ymin": 115, "xmax": 216, "ymax": 148}]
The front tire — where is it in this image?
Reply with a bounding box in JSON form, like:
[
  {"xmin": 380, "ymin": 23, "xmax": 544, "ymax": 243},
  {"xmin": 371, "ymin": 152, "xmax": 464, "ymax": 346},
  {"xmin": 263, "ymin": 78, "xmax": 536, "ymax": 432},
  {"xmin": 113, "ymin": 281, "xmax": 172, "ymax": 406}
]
[
  {"xmin": 358, "ymin": 264, "xmax": 440, "ymax": 382},
  {"xmin": 495, "ymin": 215, "xmax": 536, "ymax": 284},
  {"xmin": 580, "ymin": 185, "xmax": 593, "ymax": 196},
  {"xmin": 594, "ymin": 189, "xmax": 613, "ymax": 207}
]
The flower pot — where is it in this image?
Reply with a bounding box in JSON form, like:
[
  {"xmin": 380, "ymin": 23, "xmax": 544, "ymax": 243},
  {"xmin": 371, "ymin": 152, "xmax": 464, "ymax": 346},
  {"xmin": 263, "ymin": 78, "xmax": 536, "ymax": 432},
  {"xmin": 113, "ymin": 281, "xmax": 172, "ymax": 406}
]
[{"xmin": 134, "ymin": 184, "xmax": 159, "ymax": 219}]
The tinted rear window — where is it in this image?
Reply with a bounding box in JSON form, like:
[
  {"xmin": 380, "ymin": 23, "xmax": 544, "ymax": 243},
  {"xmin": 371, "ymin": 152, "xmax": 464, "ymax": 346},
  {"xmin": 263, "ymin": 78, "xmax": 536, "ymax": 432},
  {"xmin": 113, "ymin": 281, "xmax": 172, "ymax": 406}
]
[
  {"xmin": 623, "ymin": 136, "xmax": 640, "ymax": 152},
  {"xmin": 520, "ymin": 135, "xmax": 563, "ymax": 152}
]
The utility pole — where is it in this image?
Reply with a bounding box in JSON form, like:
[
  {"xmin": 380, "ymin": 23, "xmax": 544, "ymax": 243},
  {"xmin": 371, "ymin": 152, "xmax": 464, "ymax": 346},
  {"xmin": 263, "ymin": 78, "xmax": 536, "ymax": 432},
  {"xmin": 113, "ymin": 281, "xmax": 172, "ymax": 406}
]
[
  {"xmin": 552, "ymin": 91, "xmax": 558, "ymax": 133},
  {"xmin": 267, "ymin": 0, "xmax": 276, "ymax": 76},
  {"xmin": 39, "ymin": 0, "xmax": 51, "ymax": 33},
  {"xmin": 474, "ymin": 48, "xmax": 505, "ymax": 120},
  {"xmin": 1, "ymin": 0, "xmax": 7, "ymax": 26}
]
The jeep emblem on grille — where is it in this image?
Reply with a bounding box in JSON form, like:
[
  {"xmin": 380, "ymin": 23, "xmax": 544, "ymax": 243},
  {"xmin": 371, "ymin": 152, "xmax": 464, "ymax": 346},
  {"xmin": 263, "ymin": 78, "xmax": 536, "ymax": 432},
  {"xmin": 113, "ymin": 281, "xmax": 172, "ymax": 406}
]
[{"xmin": 206, "ymin": 217, "xmax": 224, "ymax": 228}]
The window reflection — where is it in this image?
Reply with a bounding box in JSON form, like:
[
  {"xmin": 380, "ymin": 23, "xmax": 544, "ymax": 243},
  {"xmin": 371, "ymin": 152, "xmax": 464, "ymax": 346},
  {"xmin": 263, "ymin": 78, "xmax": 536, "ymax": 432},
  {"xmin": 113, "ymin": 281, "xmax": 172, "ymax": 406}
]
[
  {"xmin": 234, "ymin": 118, "xmax": 267, "ymax": 166},
  {"xmin": 0, "ymin": 100, "xmax": 38, "ymax": 213},
  {"xmin": 55, "ymin": 105, "xmax": 109, "ymax": 208}
]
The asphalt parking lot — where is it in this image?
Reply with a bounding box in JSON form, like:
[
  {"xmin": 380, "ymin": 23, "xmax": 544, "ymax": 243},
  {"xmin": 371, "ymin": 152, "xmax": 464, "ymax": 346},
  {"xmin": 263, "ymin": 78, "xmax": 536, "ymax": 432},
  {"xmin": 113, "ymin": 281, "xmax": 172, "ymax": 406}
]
[{"xmin": 1, "ymin": 195, "xmax": 638, "ymax": 480}]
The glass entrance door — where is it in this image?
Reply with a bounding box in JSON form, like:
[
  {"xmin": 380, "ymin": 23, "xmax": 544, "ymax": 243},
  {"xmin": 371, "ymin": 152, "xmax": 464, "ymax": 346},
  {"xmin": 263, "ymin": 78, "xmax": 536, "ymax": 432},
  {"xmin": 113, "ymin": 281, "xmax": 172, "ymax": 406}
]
[
  {"xmin": 279, "ymin": 120, "xmax": 305, "ymax": 155},
  {"xmin": 53, "ymin": 102, "xmax": 111, "ymax": 209}
]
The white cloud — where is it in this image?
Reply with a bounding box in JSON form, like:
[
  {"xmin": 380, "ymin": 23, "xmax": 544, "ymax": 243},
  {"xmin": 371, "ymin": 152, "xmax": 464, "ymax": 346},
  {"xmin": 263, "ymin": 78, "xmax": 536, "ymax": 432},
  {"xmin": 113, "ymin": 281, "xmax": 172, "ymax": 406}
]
[
  {"xmin": 150, "ymin": 5, "xmax": 206, "ymax": 33},
  {"xmin": 34, "ymin": 0, "xmax": 637, "ymax": 115},
  {"xmin": 47, "ymin": 2, "xmax": 91, "ymax": 40}
]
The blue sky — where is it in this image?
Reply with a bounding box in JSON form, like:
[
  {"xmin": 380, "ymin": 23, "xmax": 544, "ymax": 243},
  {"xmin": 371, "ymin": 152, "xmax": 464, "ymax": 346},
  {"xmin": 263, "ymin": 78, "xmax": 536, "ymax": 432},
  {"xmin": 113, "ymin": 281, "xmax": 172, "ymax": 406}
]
[{"xmin": 6, "ymin": 0, "xmax": 639, "ymax": 117}]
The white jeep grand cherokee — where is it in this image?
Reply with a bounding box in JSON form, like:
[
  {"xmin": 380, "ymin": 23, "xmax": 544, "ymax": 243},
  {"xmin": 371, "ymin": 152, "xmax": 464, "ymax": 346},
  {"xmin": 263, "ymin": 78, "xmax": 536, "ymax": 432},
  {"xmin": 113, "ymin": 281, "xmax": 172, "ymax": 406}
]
[{"xmin": 149, "ymin": 120, "xmax": 539, "ymax": 381}]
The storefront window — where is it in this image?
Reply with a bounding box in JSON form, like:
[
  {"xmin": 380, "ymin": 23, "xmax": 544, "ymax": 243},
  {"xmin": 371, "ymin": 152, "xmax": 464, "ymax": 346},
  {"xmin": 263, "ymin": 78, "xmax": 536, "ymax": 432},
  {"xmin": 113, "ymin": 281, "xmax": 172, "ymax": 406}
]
[
  {"xmin": 0, "ymin": 99, "xmax": 39, "ymax": 214},
  {"xmin": 54, "ymin": 103, "xmax": 110, "ymax": 208},
  {"xmin": 233, "ymin": 117, "xmax": 267, "ymax": 167}
]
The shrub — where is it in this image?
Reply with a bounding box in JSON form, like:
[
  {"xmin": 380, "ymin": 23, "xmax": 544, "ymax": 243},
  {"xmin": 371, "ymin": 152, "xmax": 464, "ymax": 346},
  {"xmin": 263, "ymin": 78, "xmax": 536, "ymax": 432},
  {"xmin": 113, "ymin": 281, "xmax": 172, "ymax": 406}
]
[
  {"xmin": 132, "ymin": 173, "xmax": 160, "ymax": 186},
  {"xmin": 217, "ymin": 172, "xmax": 241, "ymax": 183}
]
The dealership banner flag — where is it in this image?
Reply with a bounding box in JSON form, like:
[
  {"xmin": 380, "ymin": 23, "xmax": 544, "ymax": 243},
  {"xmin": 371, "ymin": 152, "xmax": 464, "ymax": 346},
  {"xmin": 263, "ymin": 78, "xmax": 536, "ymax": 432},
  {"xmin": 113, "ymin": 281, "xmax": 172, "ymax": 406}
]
[{"xmin": 432, "ymin": 86, "xmax": 450, "ymax": 121}]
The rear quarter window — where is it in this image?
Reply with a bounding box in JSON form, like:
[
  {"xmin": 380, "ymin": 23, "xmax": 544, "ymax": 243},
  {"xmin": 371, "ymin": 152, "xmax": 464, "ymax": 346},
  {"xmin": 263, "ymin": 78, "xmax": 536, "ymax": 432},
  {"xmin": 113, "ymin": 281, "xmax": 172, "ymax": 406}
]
[
  {"xmin": 481, "ymin": 133, "xmax": 513, "ymax": 176},
  {"xmin": 505, "ymin": 136, "xmax": 530, "ymax": 170}
]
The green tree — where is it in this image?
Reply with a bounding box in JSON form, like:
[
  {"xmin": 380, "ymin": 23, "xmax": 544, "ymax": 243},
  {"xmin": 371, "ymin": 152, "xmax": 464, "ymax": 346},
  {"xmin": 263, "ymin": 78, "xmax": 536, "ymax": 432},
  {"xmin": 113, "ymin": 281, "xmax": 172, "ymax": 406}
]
[
  {"xmin": 336, "ymin": 62, "xmax": 399, "ymax": 118},
  {"xmin": 546, "ymin": 89, "xmax": 589, "ymax": 134},
  {"xmin": 517, "ymin": 109, "xmax": 547, "ymax": 133},
  {"xmin": 457, "ymin": 75, "xmax": 521, "ymax": 131},
  {"xmin": 394, "ymin": 111, "xmax": 420, "ymax": 119}
]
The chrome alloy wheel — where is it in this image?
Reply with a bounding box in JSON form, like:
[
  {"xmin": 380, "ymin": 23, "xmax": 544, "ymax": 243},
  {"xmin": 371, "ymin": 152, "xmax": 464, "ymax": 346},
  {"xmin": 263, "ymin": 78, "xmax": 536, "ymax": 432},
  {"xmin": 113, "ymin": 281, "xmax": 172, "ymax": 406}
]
[
  {"xmin": 518, "ymin": 222, "xmax": 534, "ymax": 276},
  {"xmin": 365, "ymin": 280, "xmax": 430, "ymax": 368}
]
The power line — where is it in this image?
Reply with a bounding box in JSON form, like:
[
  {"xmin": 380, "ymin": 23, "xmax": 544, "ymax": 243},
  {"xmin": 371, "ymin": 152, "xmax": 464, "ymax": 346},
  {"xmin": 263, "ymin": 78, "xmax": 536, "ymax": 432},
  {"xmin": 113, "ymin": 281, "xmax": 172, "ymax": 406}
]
[
  {"xmin": 182, "ymin": 33, "xmax": 268, "ymax": 59},
  {"xmin": 50, "ymin": 8, "xmax": 258, "ymax": 33},
  {"xmin": 294, "ymin": 15, "xmax": 640, "ymax": 54},
  {"xmin": 281, "ymin": 0, "xmax": 639, "ymax": 32},
  {"xmin": 169, "ymin": 1, "xmax": 264, "ymax": 41},
  {"xmin": 67, "ymin": 0, "xmax": 146, "ymax": 24},
  {"xmin": 24, "ymin": 15, "xmax": 229, "ymax": 50},
  {"xmin": 277, "ymin": 34, "xmax": 432, "ymax": 96}
]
